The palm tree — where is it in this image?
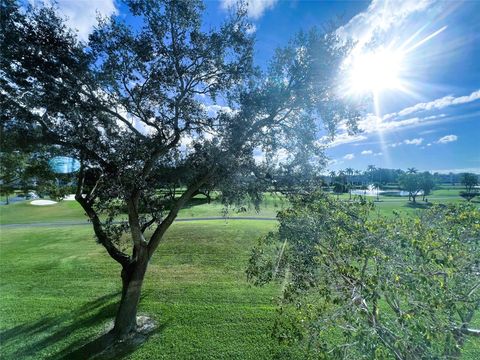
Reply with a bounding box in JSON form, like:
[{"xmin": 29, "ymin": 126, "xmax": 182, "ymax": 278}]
[
  {"xmin": 407, "ymin": 167, "xmax": 418, "ymax": 174},
  {"xmin": 345, "ymin": 168, "xmax": 354, "ymax": 199},
  {"xmin": 329, "ymin": 170, "xmax": 336, "ymax": 187},
  {"xmin": 354, "ymin": 169, "xmax": 362, "ymax": 187},
  {"xmin": 367, "ymin": 165, "xmax": 376, "ymax": 184}
]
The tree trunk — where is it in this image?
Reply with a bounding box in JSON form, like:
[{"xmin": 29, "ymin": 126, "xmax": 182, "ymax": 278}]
[{"xmin": 112, "ymin": 247, "xmax": 149, "ymax": 339}]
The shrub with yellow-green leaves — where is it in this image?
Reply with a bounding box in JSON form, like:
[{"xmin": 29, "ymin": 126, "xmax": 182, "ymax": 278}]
[{"xmin": 248, "ymin": 192, "xmax": 480, "ymax": 359}]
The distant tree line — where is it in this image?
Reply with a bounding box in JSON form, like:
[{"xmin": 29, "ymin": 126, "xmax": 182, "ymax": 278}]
[{"xmin": 326, "ymin": 166, "xmax": 478, "ymax": 187}]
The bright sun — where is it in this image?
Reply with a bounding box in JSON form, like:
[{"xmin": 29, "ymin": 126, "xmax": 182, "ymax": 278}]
[
  {"xmin": 342, "ymin": 25, "xmax": 447, "ymax": 99},
  {"xmin": 348, "ymin": 47, "xmax": 404, "ymax": 95}
]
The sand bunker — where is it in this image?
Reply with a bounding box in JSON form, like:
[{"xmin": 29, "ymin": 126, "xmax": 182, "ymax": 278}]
[
  {"xmin": 30, "ymin": 200, "xmax": 58, "ymax": 206},
  {"xmin": 63, "ymin": 194, "xmax": 76, "ymax": 201}
]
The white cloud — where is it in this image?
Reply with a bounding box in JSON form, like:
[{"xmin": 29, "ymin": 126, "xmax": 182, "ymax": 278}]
[
  {"xmin": 220, "ymin": 0, "xmax": 278, "ymax": 19},
  {"xmin": 246, "ymin": 24, "xmax": 257, "ymax": 34},
  {"xmin": 361, "ymin": 150, "xmax": 373, "ymax": 155},
  {"xmin": 423, "ymin": 114, "xmax": 446, "ymax": 121},
  {"xmin": 373, "ymin": 152, "xmax": 383, "ymax": 156},
  {"xmin": 343, "ymin": 153, "xmax": 355, "ymax": 160},
  {"xmin": 37, "ymin": 0, "xmax": 118, "ymax": 42},
  {"xmin": 387, "ymin": 142, "xmax": 403, "ymax": 148},
  {"xmin": 180, "ymin": 134, "xmax": 194, "ymax": 148},
  {"xmin": 201, "ymin": 104, "xmax": 235, "ymax": 117},
  {"xmin": 404, "ymin": 137, "xmax": 423, "ymax": 145},
  {"xmin": 436, "ymin": 134, "xmax": 458, "ymax": 144}
]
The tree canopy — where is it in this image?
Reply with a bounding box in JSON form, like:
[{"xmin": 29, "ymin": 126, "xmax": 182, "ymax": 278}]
[
  {"xmin": 1, "ymin": 0, "xmax": 357, "ymax": 338},
  {"xmin": 399, "ymin": 173, "xmax": 423, "ymax": 203},
  {"xmin": 460, "ymin": 173, "xmax": 479, "ymax": 202}
]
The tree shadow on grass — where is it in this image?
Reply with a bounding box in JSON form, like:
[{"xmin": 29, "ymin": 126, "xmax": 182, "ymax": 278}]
[
  {"xmin": 53, "ymin": 319, "xmax": 165, "ymax": 360},
  {"xmin": 404, "ymin": 201, "xmax": 433, "ymax": 210},
  {"xmin": 0, "ymin": 291, "xmax": 162, "ymax": 360}
]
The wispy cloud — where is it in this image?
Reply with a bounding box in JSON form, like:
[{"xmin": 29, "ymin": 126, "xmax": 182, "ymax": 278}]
[
  {"xmin": 357, "ymin": 116, "xmax": 421, "ymax": 134},
  {"xmin": 319, "ymin": 133, "xmax": 368, "ymax": 147},
  {"xmin": 336, "ymin": 0, "xmax": 435, "ymax": 51},
  {"xmin": 419, "ymin": 127, "xmax": 442, "ymax": 135},
  {"xmin": 385, "ymin": 90, "xmax": 480, "ymax": 119},
  {"xmin": 32, "ymin": 0, "xmax": 118, "ymax": 42},
  {"xmin": 436, "ymin": 134, "xmax": 458, "ymax": 144},
  {"xmin": 343, "ymin": 153, "xmax": 355, "ymax": 160},
  {"xmin": 220, "ymin": 0, "xmax": 278, "ymax": 19}
]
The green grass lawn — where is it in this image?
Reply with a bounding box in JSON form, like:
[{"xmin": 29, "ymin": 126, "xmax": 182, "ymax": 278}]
[
  {"xmin": 0, "ymin": 194, "xmax": 287, "ymax": 225},
  {"xmin": 1, "ymin": 220, "xmax": 478, "ymax": 359},
  {"xmin": 0, "ymin": 221, "xmax": 304, "ymax": 359},
  {"xmin": 0, "ymin": 187, "xmax": 473, "ymax": 225},
  {"xmin": 0, "ymin": 188, "xmax": 478, "ymax": 359},
  {"xmin": 333, "ymin": 187, "xmax": 475, "ymax": 217},
  {"xmin": 0, "ymin": 200, "xmax": 86, "ymax": 225}
]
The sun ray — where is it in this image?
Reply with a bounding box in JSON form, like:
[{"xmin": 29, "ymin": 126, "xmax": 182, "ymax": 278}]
[{"xmin": 404, "ymin": 26, "xmax": 447, "ymax": 54}]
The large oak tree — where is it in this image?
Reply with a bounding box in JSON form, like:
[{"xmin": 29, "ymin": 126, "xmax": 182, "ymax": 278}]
[{"xmin": 1, "ymin": 0, "xmax": 357, "ymax": 339}]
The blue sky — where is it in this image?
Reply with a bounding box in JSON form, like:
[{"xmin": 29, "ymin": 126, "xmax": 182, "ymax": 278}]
[{"xmin": 51, "ymin": 0, "xmax": 480, "ymax": 174}]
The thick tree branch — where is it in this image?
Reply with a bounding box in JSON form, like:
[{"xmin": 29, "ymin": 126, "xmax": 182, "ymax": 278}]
[
  {"xmin": 75, "ymin": 163, "xmax": 129, "ymax": 267},
  {"xmin": 127, "ymin": 190, "xmax": 148, "ymax": 252}
]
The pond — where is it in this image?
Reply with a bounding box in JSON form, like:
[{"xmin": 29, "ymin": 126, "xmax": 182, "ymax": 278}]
[{"xmin": 350, "ymin": 185, "xmax": 423, "ymax": 197}]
